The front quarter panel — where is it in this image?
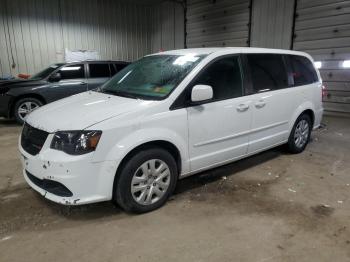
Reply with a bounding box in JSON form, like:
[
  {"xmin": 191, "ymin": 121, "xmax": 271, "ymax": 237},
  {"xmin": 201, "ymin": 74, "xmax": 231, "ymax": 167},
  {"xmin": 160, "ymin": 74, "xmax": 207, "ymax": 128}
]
[{"xmin": 91, "ymin": 107, "xmax": 190, "ymax": 175}]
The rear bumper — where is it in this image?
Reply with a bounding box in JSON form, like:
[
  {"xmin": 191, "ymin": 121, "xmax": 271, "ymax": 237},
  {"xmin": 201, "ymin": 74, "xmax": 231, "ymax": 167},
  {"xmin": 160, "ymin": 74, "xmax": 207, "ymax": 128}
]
[{"xmin": 313, "ymin": 108, "xmax": 324, "ymax": 129}]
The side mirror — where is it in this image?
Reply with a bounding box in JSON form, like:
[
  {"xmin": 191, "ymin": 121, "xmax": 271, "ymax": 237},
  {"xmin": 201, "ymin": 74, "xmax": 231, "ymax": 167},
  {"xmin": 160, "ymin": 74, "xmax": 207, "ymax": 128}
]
[
  {"xmin": 191, "ymin": 84, "xmax": 213, "ymax": 103},
  {"xmin": 49, "ymin": 72, "xmax": 61, "ymax": 82}
]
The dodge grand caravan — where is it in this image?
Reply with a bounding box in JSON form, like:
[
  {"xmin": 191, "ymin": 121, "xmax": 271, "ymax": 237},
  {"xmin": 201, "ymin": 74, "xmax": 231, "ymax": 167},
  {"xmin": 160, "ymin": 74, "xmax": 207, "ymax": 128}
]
[{"xmin": 19, "ymin": 48, "xmax": 323, "ymax": 213}]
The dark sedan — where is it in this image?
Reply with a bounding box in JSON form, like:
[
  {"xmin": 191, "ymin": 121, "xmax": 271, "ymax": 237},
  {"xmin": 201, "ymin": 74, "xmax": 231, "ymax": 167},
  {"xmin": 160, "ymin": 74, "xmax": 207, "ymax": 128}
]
[{"xmin": 0, "ymin": 60, "xmax": 129, "ymax": 124}]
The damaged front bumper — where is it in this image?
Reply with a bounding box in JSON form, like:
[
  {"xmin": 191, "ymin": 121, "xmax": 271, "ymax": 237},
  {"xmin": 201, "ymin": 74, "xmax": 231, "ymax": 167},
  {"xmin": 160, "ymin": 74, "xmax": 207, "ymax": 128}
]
[{"xmin": 19, "ymin": 134, "xmax": 118, "ymax": 205}]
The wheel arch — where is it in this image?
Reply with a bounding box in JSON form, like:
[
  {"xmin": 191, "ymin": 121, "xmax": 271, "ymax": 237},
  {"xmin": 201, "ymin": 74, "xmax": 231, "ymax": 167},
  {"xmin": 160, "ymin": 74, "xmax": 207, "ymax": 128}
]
[
  {"xmin": 112, "ymin": 140, "xmax": 182, "ymax": 199},
  {"xmin": 289, "ymin": 101, "xmax": 316, "ymax": 132},
  {"xmin": 9, "ymin": 93, "xmax": 47, "ymax": 117}
]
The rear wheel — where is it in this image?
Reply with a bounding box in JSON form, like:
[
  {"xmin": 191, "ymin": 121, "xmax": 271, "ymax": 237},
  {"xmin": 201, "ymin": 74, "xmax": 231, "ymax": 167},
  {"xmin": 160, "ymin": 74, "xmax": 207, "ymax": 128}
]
[
  {"xmin": 115, "ymin": 148, "xmax": 178, "ymax": 213},
  {"xmin": 287, "ymin": 114, "xmax": 312, "ymax": 153},
  {"xmin": 14, "ymin": 97, "xmax": 43, "ymax": 124}
]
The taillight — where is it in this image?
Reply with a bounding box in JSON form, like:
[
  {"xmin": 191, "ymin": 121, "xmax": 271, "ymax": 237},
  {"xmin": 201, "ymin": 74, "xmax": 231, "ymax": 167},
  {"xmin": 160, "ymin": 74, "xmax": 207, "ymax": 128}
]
[{"xmin": 322, "ymin": 85, "xmax": 327, "ymax": 101}]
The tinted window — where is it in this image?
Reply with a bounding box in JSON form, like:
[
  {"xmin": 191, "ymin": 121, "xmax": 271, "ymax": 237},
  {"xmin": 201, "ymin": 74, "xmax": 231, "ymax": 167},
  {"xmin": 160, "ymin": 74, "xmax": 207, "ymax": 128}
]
[
  {"xmin": 110, "ymin": 63, "xmax": 128, "ymax": 76},
  {"xmin": 246, "ymin": 54, "xmax": 288, "ymax": 92},
  {"xmin": 89, "ymin": 63, "xmax": 110, "ymax": 78},
  {"xmin": 289, "ymin": 55, "xmax": 318, "ymax": 86},
  {"xmin": 193, "ymin": 56, "xmax": 242, "ymax": 100},
  {"xmin": 58, "ymin": 64, "xmax": 85, "ymax": 80}
]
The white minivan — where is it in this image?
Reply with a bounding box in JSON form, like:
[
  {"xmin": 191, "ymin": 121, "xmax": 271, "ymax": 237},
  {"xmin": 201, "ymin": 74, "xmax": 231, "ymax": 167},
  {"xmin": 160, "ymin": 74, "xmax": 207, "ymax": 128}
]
[{"xmin": 19, "ymin": 48, "xmax": 323, "ymax": 213}]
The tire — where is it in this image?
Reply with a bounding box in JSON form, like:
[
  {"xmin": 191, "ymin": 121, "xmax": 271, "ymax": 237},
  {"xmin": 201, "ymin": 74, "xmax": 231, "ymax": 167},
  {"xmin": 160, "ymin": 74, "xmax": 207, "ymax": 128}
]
[
  {"xmin": 114, "ymin": 147, "xmax": 178, "ymax": 213},
  {"xmin": 287, "ymin": 114, "xmax": 312, "ymax": 154},
  {"xmin": 14, "ymin": 97, "xmax": 43, "ymax": 124}
]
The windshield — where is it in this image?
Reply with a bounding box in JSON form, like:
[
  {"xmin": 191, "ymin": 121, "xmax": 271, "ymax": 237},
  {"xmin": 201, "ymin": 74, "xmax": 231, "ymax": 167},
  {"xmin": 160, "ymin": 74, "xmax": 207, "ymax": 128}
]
[
  {"xmin": 30, "ymin": 64, "xmax": 64, "ymax": 80},
  {"xmin": 99, "ymin": 54, "xmax": 206, "ymax": 99}
]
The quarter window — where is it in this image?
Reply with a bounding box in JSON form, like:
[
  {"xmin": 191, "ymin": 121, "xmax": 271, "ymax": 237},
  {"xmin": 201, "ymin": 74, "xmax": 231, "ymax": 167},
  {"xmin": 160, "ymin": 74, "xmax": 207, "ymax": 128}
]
[
  {"xmin": 246, "ymin": 54, "xmax": 288, "ymax": 92},
  {"xmin": 58, "ymin": 64, "xmax": 85, "ymax": 80},
  {"xmin": 89, "ymin": 63, "xmax": 110, "ymax": 78},
  {"xmin": 289, "ymin": 55, "xmax": 318, "ymax": 86},
  {"xmin": 193, "ymin": 56, "xmax": 243, "ymax": 100}
]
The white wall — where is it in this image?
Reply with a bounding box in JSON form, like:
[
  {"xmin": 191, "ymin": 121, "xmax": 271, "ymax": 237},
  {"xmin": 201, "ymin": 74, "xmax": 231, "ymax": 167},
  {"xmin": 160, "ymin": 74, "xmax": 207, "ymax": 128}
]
[{"xmin": 0, "ymin": 0, "xmax": 185, "ymax": 77}]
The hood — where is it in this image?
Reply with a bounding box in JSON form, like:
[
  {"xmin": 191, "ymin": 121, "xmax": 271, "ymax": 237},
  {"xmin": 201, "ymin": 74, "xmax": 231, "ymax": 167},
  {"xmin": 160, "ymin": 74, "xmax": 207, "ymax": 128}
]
[
  {"xmin": 26, "ymin": 91, "xmax": 156, "ymax": 132},
  {"xmin": 0, "ymin": 79, "xmax": 46, "ymax": 89}
]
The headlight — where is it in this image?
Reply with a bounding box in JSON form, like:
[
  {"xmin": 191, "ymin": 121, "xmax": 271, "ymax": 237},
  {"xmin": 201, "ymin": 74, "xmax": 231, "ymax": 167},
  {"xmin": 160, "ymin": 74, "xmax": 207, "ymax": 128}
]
[{"xmin": 50, "ymin": 130, "xmax": 102, "ymax": 155}]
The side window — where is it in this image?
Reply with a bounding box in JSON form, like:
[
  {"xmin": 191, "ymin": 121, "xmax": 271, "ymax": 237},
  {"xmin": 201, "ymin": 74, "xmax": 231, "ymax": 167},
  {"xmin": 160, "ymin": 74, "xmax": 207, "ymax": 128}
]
[
  {"xmin": 58, "ymin": 64, "xmax": 85, "ymax": 80},
  {"xmin": 89, "ymin": 63, "xmax": 110, "ymax": 78},
  {"xmin": 289, "ymin": 55, "xmax": 318, "ymax": 86},
  {"xmin": 246, "ymin": 54, "xmax": 288, "ymax": 92},
  {"xmin": 193, "ymin": 56, "xmax": 243, "ymax": 100}
]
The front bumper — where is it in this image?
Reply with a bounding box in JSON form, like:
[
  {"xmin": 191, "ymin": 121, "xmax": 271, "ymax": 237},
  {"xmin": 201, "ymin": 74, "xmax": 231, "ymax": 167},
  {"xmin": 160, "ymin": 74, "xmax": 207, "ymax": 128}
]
[
  {"xmin": 19, "ymin": 134, "xmax": 118, "ymax": 205},
  {"xmin": 0, "ymin": 94, "xmax": 11, "ymax": 117}
]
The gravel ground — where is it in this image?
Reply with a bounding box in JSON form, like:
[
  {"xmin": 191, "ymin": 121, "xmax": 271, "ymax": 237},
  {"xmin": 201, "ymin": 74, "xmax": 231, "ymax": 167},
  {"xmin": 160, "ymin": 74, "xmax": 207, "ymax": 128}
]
[{"xmin": 0, "ymin": 115, "xmax": 349, "ymax": 262}]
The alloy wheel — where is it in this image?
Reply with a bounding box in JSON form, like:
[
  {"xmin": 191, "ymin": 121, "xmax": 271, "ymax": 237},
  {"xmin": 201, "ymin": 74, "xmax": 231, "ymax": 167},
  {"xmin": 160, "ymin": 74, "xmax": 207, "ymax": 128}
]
[
  {"xmin": 294, "ymin": 119, "xmax": 309, "ymax": 148},
  {"xmin": 17, "ymin": 101, "xmax": 40, "ymax": 121}
]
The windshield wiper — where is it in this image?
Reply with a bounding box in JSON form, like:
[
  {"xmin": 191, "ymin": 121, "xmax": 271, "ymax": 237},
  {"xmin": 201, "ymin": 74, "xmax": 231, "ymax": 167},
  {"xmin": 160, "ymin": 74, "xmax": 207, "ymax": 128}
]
[{"xmin": 100, "ymin": 89, "xmax": 139, "ymax": 99}]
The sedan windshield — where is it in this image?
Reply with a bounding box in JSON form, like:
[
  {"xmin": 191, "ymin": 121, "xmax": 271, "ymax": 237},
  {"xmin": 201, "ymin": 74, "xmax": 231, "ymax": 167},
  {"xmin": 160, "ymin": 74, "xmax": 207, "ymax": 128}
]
[
  {"xmin": 30, "ymin": 64, "xmax": 64, "ymax": 80},
  {"xmin": 99, "ymin": 54, "xmax": 206, "ymax": 99}
]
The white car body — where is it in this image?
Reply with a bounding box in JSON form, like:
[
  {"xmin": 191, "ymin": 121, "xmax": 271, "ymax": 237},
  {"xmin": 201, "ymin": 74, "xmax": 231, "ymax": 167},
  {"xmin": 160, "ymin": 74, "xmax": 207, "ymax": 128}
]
[{"xmin": 19, "ymin": 47, "xmax": 323, "ymax": 205}]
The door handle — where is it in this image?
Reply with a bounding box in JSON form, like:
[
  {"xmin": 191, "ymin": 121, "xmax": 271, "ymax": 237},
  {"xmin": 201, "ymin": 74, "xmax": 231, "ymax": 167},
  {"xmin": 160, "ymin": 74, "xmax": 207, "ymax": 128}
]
[
  {"xmin": 255, "ymin": 100, "xmax": 266, "ymax": 108},
  {"xmin": 236, "ymin": 103, "xmax": 249, "ymax": 112}
]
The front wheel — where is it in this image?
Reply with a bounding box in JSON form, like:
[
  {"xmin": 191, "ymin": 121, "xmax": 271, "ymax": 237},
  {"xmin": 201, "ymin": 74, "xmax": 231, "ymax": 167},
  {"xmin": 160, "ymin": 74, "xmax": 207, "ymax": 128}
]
[
  {"xmin": 114, "ymin": 148, "xmax": 178, "ymax": 213},
  {"xmin": 14, "ymin": 97, "xmax": 43, "ymax": 124},
  {"xmin": 287, "ymin": 114, "xmax": 312, "ymax": 153}
]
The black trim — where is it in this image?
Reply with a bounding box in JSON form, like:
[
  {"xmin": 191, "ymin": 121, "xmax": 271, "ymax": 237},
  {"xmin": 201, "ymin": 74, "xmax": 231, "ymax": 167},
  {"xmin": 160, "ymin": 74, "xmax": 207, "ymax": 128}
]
[
  {"xmin": 240, "ymin": 54, "xmax": 254, "ymax": 95},
  {"xmin": 283, "ymin": 54, "xmax": 295, "ymax": 87},
  {"xmin": 21, "ymin": 123, "xmax": 49, "ymax": 156},
  {"xmin": 170, "ymin": 54, "xmax": 246, "ymax": 110},
  {"xmin": 26, "ymin": 170, "xmax": 73, "ymax": 197}
]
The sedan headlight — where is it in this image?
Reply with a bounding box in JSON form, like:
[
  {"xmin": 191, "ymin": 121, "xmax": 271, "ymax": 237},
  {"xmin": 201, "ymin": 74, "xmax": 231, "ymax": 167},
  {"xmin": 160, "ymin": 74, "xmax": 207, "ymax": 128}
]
[{"xmin": 50, "ymin": 130, "xmax": 102, "ymax": 155}]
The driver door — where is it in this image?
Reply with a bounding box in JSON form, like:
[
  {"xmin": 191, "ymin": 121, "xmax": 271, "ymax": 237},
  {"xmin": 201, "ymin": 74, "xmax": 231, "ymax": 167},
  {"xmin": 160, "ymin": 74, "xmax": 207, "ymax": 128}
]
[
  {"xmin": 187, "ymin": 55, "xmax": 252, "ymax": 172},
  {"xmin": 45, "ymin": 63, "xmax": 88, "ymax": 102}
]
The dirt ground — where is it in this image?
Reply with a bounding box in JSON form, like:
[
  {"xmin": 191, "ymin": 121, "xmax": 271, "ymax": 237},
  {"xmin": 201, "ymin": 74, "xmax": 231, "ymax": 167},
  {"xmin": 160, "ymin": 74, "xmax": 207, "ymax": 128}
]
[{"xmin": 0, "ymin": 115, "xmax": 349, "ymax": 262}]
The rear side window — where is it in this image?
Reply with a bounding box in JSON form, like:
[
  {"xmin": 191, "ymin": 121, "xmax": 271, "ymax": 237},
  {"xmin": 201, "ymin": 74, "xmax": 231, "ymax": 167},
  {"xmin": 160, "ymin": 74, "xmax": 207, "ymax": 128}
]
[
  {"xmin": 58, "ymin": 64, "xmax": 85, "ymax": 80},
  {"xmin": 193, "ymin": 56, "xmax": 243, "ymax": 100},
  {"xmin": 89, "ymin": 63, "xmax": 110, "ymax": 78},
  {"xmin": 288, "ymin": 55, "xmax": 318, "ymax": 86},
  {"xmin": 246, "ymin": 54, "xmax": 288, "ymax": 92}
]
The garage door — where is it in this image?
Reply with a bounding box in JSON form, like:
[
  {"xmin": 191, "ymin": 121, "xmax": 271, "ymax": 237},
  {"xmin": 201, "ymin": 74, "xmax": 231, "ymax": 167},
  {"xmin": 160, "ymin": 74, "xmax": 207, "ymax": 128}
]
[
  {"xmin": 186, "ymin": 0, "xmax": 250, "ymax": 48},
  {"xmin": 293, "ymin": 0, "xmax": 350, "ymax": 113}
]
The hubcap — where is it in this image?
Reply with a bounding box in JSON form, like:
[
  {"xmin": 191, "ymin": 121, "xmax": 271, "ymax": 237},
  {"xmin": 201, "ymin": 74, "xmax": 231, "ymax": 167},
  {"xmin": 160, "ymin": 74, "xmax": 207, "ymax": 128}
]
[
  {"xmin": 294, "ymin": 119, "xmax": 309, "ymax": 148},
  {"xmin": 18, "ymin": 101, "xmax": 40, "ymax": 121},
  {"xmin": 131, "ymin": 159, "xmax": 171, "ymax": 205}
]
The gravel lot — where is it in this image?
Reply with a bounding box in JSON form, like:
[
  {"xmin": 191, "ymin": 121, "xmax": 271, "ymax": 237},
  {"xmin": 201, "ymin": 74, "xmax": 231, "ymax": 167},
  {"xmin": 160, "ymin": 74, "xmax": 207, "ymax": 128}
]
[{"xmin": 0, "ymin": 115, "xmax": 349, "ymax": 262}]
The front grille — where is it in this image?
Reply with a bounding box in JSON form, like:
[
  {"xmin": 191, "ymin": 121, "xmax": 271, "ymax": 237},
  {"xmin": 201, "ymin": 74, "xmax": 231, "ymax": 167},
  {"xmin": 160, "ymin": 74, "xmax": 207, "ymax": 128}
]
[
  {"xmin": 21, "ymin": 123, "xmax": 49, "ymax": 155},
  {"xmin": 26, "ymin": 170, "xmax": 73, "ymax": 197}
]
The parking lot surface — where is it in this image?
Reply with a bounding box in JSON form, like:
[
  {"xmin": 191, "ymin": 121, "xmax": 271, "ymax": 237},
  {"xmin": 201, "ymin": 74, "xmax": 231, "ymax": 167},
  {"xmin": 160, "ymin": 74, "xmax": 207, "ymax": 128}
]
[{"xmin": 0, "ymin": 116, "xmax": 349, "ymax": 262}]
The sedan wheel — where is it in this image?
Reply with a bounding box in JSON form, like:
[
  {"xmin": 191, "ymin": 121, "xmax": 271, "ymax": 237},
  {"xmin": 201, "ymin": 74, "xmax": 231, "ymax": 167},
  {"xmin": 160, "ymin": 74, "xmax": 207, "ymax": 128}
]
[
  {"xmin": 18, "ymin": 101, "xmax": 40, "ymax": 121},
  {"xmin": 14, "ymin": 98, "xmax": 43, "ymax": 124}
]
